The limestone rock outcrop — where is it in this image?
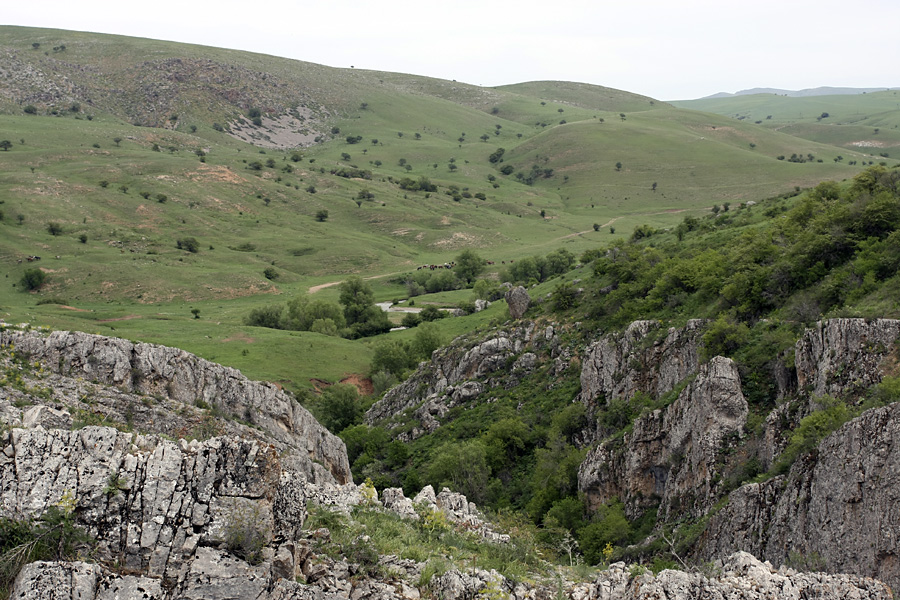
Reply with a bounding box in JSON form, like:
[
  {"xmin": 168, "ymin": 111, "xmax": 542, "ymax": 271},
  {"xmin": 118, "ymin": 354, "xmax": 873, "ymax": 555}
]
[
  {"xmin": 703, "ymin": 401, "xmax": 900, "ymax": 591},
  {"xmin": 579, "ymin": 356, "xmax": 748, "ymax": 519},
  {"xmin": 504, "ymin": 286, "xmax": 531, "ymax": 319},
  {"xmin": 794, "ymin": 318, "xmax": 900, "ymax": 399},
  {"xmin": 579, "ymin": 319, "xmax": 705, "ymax": 411},
  {"xmin": 15, "ymin": 551, "xmax": 891, "ymax": 600},
  {"xmin": 365, "ymin": 321, "xmax": 569, "ymax": 439},
  {"xmin": 0, "ymin": 329, "xmax": 350, "ymax": 484}
]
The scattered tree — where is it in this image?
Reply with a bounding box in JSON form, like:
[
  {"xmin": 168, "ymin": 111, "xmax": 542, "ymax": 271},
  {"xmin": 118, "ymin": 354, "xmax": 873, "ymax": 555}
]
[
  {"xmin": 47, "ymin": 222, "xmax": 62, "ymax": 236},
  {"xmin": 20, "ymin": 268, "xmax": 46, "ymax": 291},
  {"xmin": 0, "ymin": 140, "xmax": 12, "ymax": 151},
  {"xmin": 315, "ymin": 210, "xmax": 329, "ymax": 222},
  {"xmin": 176, "ymin": 237, "xmax": 200, "ymax": 253}
]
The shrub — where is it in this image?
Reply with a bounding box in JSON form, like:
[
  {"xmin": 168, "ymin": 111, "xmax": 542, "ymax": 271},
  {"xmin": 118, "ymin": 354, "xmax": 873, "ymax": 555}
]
[
  {"xmin": 176, "ymin": 237, "xmax": 200, "ymax": 253},
  {"xmin": 317, "ymin": 384, "xmax": 363, "ymax": 433},
  {"xmin": 47, "ymin": 222, "xmax": 62, "ymax": 236},
  {"xmin": 419, "ymin": 306, "xmax": 446, "ymax": 322},
  {"xmin": 20, "ymin": 268, "xmax": 46, "ymax": 291},
  {"xmin": 244, "ymin": 305, "xmax": 284, "ymax": 329},
  {"xmin": 0, "ymin": 500, "xmax": 92, "ymax": 591},
  {"xmin": 222, "ymin": 499, "xmax": 272, "ymax": 565}
]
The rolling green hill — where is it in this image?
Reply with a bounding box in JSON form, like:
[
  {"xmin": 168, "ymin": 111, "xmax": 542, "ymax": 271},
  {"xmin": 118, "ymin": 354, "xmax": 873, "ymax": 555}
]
[
  {"xmin": 0, "ymin": 25, "xmax": 894, "ymax": 391},
  {"xmin": 674, "ymin": 91, "xmax": 900, "ymax": 155}
]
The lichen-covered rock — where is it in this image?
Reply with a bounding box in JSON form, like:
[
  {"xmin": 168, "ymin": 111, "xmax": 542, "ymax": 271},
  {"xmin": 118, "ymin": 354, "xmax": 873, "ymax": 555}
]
[
  {"xmin": 0, "ymin": 426, "xmax": 285, "ymax": 580},
  {"xmin": 591, "ymin": 552, "xmax": 893, "ymax": 600},
  {"xmin": 794, "ymin": 318, "xmax": 900, "ymax": 399},
  {"xmin": 505, "ymin": 286, "xmax": 531, "ymax": 319},
  {"xmin": 579, "ymin": 319, "xmax": 705, "ymax": 412},
  {"xmin": 579, "ymin": 357, "xmax": 747, "ymax": 519},
  {"xmin": 0, "ymin": 329, "xmax": 350, "ymax": 484},
  {"xmin": 365, "ymin": 321, "xmax": 567, "ymax": 439},
  {"xmin": 703, "ymin": 401, "xmax": 900, "ymax": 591}
]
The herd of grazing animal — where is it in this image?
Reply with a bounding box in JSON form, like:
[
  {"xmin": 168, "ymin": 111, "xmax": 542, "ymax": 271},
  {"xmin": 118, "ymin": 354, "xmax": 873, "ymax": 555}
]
[{"xmin": 414, "ymin": 259, "xmax": 514, "ymax": 271}]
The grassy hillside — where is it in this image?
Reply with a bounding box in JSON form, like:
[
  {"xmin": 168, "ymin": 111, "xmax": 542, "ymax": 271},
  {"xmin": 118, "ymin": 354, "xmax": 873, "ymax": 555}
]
[
  {"xmin": 0, "ymin": 25, "xmax": 889, "ymax": 392},
  {"xmin": 674, "ymin": 91, "xmax": 900, "ymax": 156}
]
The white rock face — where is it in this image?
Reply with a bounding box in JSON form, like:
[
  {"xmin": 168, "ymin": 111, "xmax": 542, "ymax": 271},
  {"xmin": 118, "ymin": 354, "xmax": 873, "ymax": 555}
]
[{"xmin": 0, "ymin": 329, "xmax": 350, "ymax": 484}]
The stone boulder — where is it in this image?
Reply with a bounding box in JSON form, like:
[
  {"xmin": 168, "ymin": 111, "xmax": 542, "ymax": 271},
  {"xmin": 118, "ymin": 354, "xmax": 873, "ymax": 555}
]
[{"xmin": 504, "ymin": 286, "xmax": 530, "ymax": 319}]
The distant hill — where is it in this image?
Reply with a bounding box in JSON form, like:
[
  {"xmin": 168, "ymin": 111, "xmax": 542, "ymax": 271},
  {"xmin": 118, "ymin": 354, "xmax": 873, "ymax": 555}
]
[{"xmin": 702, "ymin": 86, "xmax": 900, "ymax": 99}]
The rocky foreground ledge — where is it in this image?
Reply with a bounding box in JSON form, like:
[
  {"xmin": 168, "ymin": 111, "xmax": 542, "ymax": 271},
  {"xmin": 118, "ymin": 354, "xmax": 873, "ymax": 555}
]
[
  {"xmin": 1, "ymin": 325, "xmax": 896, "ymax": 599},
  {"xmin": 10, "ymin": 550, "xmax": 892, "ymax": 600}
]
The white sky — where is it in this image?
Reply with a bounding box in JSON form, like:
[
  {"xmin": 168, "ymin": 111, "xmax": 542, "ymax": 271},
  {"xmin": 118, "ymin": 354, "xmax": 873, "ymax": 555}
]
[{"xmin": 4, "ymin": 0, "xmax": 899, "ymax": 100}]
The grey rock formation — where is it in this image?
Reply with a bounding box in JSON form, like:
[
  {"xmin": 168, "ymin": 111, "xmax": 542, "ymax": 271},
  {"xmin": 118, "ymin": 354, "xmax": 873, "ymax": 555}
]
[
  {"xmin": 587, "ymin": 552, "xmax": 891, "ymax": 600},
  {"xmin": 0, "ymin": 329, "xmax": 350, "ymax": 484},
  {"xmin": 794, "ymin": 318, "xmax": 900, "ymax": 399},
  {"xmin": 579, "ymin": 319, "xmax": 705, "ymax": 410},
  {"xmin": 0, "ymin": 426, "xmax": 286, "ymax": 580},
  {"xmin": 504, "ymin": 286, "xmax": 530, "ymax": 319},
  {"xmin": 365, "ymin": 321, "xmax": 567, "ymax": 439},
  {"xmin": 703, "ymin": 401, "xmax": 900, "ymax": 591},
  {"xmin": 579, "ymin": 357, "xmax": 748, "ymax": 519}
]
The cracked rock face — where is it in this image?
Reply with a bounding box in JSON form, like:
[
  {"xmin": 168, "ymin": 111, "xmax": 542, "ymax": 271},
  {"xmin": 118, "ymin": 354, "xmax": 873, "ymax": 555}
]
[
  {"xmin": 794, "ymin": 318, "xmax": 900, "ymax": 399},
  {"xmin": 504, "ymin": 286, "xmax": 531, "ymax": 319},
  {"xmin": 703, "ymin": 401, "xmax": 900, "ymax": 591},
  {"xmin": 579, "ymin": 319, "xmax": 705, "ymax": 413},
  {"xmin": 0, "ymin": 329, "xmax": 350, "ymax": 484},
  {"xmin": 365, "ymin": 321, "xmax": 563, "ymax": 439},
  {"xmin": 579, "ymin": 356, "xmax": 747, "ymax": 520},
  {"xmin": 0, "ymin": 426, "xmax": 286, "ymax": 580}
]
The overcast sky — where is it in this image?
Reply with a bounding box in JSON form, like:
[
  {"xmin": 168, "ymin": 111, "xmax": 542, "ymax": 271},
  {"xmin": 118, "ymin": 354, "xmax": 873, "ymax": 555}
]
[{"xmin": 5, "ymin": 0, "xmax": 899, "ymax": 100}]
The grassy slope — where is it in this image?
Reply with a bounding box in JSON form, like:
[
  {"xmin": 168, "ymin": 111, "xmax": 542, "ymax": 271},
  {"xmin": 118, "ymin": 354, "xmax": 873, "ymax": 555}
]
[
  {"xmin": 674, "ymin": 91, "xmax": 900, "ymax": 154},
  {"xmin": 0, "ymin": 25, "xmax": 887, "ymax": 391}
]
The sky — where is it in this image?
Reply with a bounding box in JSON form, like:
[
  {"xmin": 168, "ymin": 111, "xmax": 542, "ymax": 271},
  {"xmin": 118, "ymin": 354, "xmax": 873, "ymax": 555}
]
[{"xmin": 4, "ymin": 0, "xmax": 900, "ymax": 101}]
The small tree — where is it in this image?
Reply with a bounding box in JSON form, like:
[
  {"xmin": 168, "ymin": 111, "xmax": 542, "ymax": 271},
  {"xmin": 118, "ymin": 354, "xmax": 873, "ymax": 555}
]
[
  {"xmin": 593, "ymin": 223, "xmax": 600, "ymax": 231},
  {"xmin": 177, "ymin": 237, "xmax": 200, "ymax": 253},
  {"xmin": 20, "ymin": 268, "xmax": 46, "ymax": 291},
  {"xmin": 615, "ymin": 162, "xmax": 623, "ymax": 172},
  {"xmin": 0, "ymin": 140, "xmax": 12, "ymax": 151},
  {"xmin": 47, "ymin": 222, "xmax": 63, "ymax": 236},
  {"xmin": 315, "ymin": 210, "xmax": 329, "ymax": 222},
  {"xmin": 113, "ymin": 137, "xmax": 122, "ymax": 147},
  {"xmin": 191, "ymin": 308, "xmax": 201, "ymax": 319}
]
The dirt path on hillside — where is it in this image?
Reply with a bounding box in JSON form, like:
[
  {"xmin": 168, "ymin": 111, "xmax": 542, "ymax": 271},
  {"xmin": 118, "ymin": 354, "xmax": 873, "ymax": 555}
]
[
  {"xmin": 98, "ymin": 315, "xmax": 142, "ymax": 323},
  {"xmin": 308, "ymin": 271, "xmax": 406, "ymax": 294}
]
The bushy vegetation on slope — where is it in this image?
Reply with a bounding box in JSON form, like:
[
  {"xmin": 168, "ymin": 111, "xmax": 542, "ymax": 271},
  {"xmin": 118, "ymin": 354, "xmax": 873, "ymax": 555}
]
[{"xmin": 326, "ymin": 165, "xmax": 900, "ymax": 566}]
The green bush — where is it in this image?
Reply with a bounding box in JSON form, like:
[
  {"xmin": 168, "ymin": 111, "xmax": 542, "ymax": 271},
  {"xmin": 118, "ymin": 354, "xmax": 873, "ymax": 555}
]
[
  {"xmin": 0, "ymin": 499, "xmax": 92, "ymax": 593},
  {"xmin": 222, "ymin": 500, "xmax": 272, "ymax": 564},
  {"xmin": 20, "ymin": 268, "xmax": 46, "ymax": 291},
  {"xmin": 176, "ymin": 237, "xmax": 199, "ymax": 253}
]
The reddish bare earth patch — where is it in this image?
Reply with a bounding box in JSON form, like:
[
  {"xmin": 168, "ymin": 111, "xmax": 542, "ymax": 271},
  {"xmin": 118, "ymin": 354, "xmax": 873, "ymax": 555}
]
[{"xmin": 340, "ymin": 374, "xmax": 373, "ymax": 396}]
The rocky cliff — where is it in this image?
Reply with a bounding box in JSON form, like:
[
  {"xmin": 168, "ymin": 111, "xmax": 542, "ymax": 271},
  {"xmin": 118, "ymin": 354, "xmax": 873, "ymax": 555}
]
[
  {"xmin": 702, "ymin": 400, "xmax": 900, "ymax": 590},
  {"xmin": 365, "ymin": 320, "xmax": 573, "ymax": 440},
  {"xmin": 578, "ymin": 356, "xmax": 747, "ymax": 520},
  {"xmin": 575, "ymin": 317, "xmax": 900, "ymax": 589},
  {"xmin": 0, "ymin": 328, "xmax": 350, "ymax": 484},
  {"xmin": 578, "ymin": 319, "xmax": 705, "ymax": 412},
  {"xmin": 3, "ymin": 318, "xmax": 900, "ymax": 599}
]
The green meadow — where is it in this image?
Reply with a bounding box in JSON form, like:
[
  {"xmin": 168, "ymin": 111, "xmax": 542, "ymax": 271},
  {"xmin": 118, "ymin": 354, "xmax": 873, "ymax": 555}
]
[{"xmin": 1, "ymin": 26, "xmax": 896, "ymax": 392}]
